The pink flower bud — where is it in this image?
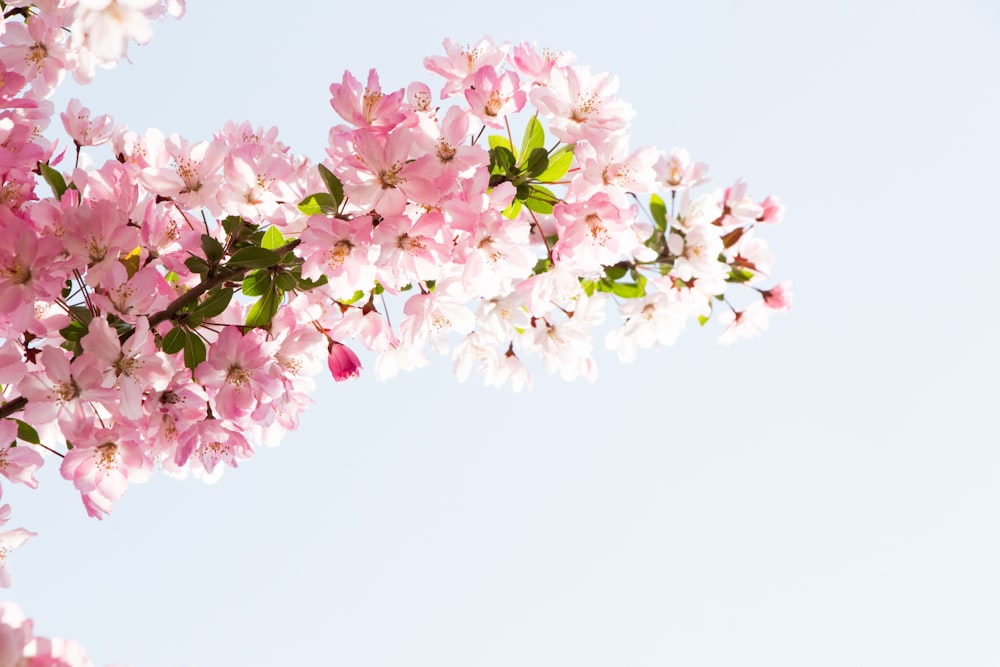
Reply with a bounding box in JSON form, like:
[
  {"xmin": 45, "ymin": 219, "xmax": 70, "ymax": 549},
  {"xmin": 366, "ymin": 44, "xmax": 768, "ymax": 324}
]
[{"xmin": 327, "ymin": 342, "xmax": 362, "ymax": 382}]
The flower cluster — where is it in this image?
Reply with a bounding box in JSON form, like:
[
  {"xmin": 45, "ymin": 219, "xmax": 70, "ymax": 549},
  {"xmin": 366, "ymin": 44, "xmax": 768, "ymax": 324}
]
[
  {"xmin": 0, "ymin": 2, "xmax": 790, "ymax": 600},
  {"xmin": 0, "ymin": 600, "xmax": 100, "ymax": 667}
]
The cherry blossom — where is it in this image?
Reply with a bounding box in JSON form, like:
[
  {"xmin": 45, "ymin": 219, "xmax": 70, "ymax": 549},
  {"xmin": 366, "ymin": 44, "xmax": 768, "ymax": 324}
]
[{"xmin": 0, "ymin": 8, "xmax": 793, "ymax": 652}]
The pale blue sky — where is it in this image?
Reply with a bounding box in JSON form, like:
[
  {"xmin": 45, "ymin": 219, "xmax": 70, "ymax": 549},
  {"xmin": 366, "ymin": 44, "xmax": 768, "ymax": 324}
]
[{"xmin": 6, "ymin": 1, "xmax": 1000, "ymax": 665}]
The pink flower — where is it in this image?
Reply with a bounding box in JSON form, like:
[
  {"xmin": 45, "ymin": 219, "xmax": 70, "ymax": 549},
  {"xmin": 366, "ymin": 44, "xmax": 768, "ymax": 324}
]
[
  {"xmin": 174, "ymin": 419, "xmax": 252, "ymax": 481},
  {"xmin": 297, "ymin": 214, "xmax": 379, "ymax": 301},
  {"xmin": 530, "ymin": 65, "xmax": 634, "ymax": 144},
  {"xmin": 327, "ymin": 341, "xmax": 362, "ymax": 382},
  {"xmin": 424, "ymin": 37, "xmax": 508, "ymax": 99},
  {"xmin": 18, "ymin": 347, "xmax": 116, "ymax": 434},
  {"xmin": 0, "ymin": 490, "xmax": 35, "ymax": 588},
  {"xmin": 0, "ymin": 419, "xmax": 43, "ymax": 489},
  {"xmin": 757, "ymin": 195, "xmax": 785, "ymax": 224},
  {"xmin": 60, "ymin": 425, "xmax": 153, "ymax": 519},
  {"xmin": 81, "ymin": 317, "xmax": 171, "ymax": 420},
  {"xmin": 718, "ymin": 302, "xmax": 771, "ymax": 345},
  {"xmin": 329, "ymin": 69, "xmax": 407, "ymax": 132},
  {"xmin": 654, "ymin": 147, "xmax": 708, "ymax": 192},
  {"xmin": 552, "ymin": 193, "xmax": 639, "ymax": 274},
  {"xmin": 509, "ymin": 41, "xmax": 575, "ymax": 87},
  {"xmin": 0, "ymin": 601, "xmax": 33, "ymax": 662},
  {"xmin": 339, "ymin": 128, "xmax": 418, "ymax": 216},
  {"xmin": 760, "ymin": 281, "xmax": 793, "ymax": 312},
  {"xmin": 464, "ymin": 67, "xmax": 526, "ymax": 128},
  {"xmin": 194, "ymin": 327, "xmax": 281, "ymax": 421},
  {"xmin": 60, "ymin": 98, "xmax": 113, "ymax": 147}
]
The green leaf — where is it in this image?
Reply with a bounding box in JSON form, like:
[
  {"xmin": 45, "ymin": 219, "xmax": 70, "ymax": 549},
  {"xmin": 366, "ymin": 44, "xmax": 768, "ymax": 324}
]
[
  {"xmin": 298, "ymin": 192, "xmax": 339, "ymax": 216},
  {"xmin": 524, "ymin": 148, "xmax": 550, "ymax": 179},
  {"xmin": 193, "ymin": 287, "xmax": 234, "ymax": 319},
  {"xmin": 649, "ymin": 193, "xmax": 668, "ymax": 232},
  {"xmin": 532, "ymin": 258, "xmax": 551, "ymax": 275},
  {"xmin": 184, "ymin": 255, "xmax": 210, "ymax": 276},
  {"xmin": 501, "ymin": 198, "xmax": 523, "ymax": 219},
  {"xmin": 274, "ymin": 271, "xmax": 297, "ymax": 292},
  {"xmin": 609, "ymin": 272, "xmax": 648, "ymax": 299},
  {"xmin": 183, "ymin": 331, "xmax": 206, "ymax": 371},
  {"xmin": 536, "ymin": 145, "xmax": 575, "ymax": 182},
  {"xmin": 318, "ymin": 164, "xmax": 344, "ymax": 206},
  {"xmin": 200, "ymin": 234, "xmax": 224, "ymax": 264},
  {"xmin": 698, "ymin": 314, "xmax": 710, "ymax": 326},
  {"xmin": 604, "ymin": 263, "xmax": 629, "ymax": 281},
  {"xmin": 519, "ymin": 115, "xmax": 544, "ymax": 162},
  {"xmin": 227, "ymin": 246, "xmax": 279, "ymax": 269},
  {"xmin": 13, "ymin": 419, "xmax": 40, "ymax": 445},
  {"xmin": 222, "ymin": 215, "xmax": 244, "ymax": 236},
  {"xmin": 241, "ymin": 270, "xmax": 272, "ymax": 297},
  {"xmin": 727, "ymin": 267, "xmax": 755, "ymax": 283},
  {"xmin": 580, "ymin": 279, "xmax": 596, "ymax": 296},
  {"xmin": 489, "ymin": 145, "xmax": 516, "ymax": 176},
  {"xmin": 119, "ymin": 246, "xmax": 142, "ymax": 279},
  {"xmin": 295, "ymin": 273, "xmax": 328, "ymax": 291},
  {"xmin": 162, "ymin": 326, "xmax": 187, "ymax": 354},
  {"xmin": 342, "ymin": 289, "xmax": 366, "ymax": 305},
  {"xmin": 59, "ymin": 319, "xmax": 87, "ymax": 344},
  {"xmin": 523, "ymin": 185, "xmax": 558, "ymax": 214},
  {"xmin": 610, "ymin": 281, "xmax": 645, "ymax": 298},
  {"xmin": 523, "ymin": 195, "xmax": 553, "ymax": 214},
  {"xmin": 38, "ymin": 162, "xmax": 67, "ymax": 199},
  {"xmin": 245, "ymin": 288, "xmax": 282, "ymax": 328},
  {"xmin": 488, "ymin": 135, "xmax": 515, "ymax": 157},
  {"xmin": 261, "ymin": 226, "xmax": 285, "ymax": 251}
]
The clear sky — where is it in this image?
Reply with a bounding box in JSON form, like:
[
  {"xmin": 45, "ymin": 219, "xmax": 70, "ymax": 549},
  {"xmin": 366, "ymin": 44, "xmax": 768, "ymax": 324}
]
[{"xmin": 6, "ymin": 1, "xmax": 1000, "ymax": 665}]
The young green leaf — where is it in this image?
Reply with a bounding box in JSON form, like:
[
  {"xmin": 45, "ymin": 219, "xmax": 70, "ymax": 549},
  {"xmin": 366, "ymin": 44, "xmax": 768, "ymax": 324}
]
[
  {"xmin": 536, "ymin": 145, "xmax": 575, "ymax": 182},
  {"xmin": 727, "ymin": 267, "xmax": 755, "ymax": 283},
  {"xmin": 261, "ymin": 226, "xmax": 285, "ymax": 251},
  {"xmin": 610, "ymin": 281, "xmax": 646, "ymax": 298},
  {"xmin": 649, "ymin": 193, "xmax": 668, "ymax": 232},
  {"xmin": 489, "ymin": 145, "xmax": 517, "ymax": 175},
  {"xmin": 317, "ymin": 163, "xmax": 344, "ymax": 206},
  {"xmin": 245, "ymin": 288, "xmax": 282, "ymax": 328},
  {"xmin": 488, "ymin": 134, "xmax": 515, "ymax": 157},
  {"xmin": 38, "ymin": 161, "xmax": 68, "ymax": 199},
  {"xmin": 227, "ymin": 246, "xmax": 279, "ymax": 269},
  {"xmin": 14, "ymin": 419, "xmax": 40, "ymax": 445},
  {"xmin": 519, "ymin": 115, "xmax": 544, "ymax": 161},
  {"xmin": 524, "ymin": 147, "xmax": 549, "ymax": 179},
  {"xmin": 298, "ymin": 192, "xmax": 339, "ymax": 216}
]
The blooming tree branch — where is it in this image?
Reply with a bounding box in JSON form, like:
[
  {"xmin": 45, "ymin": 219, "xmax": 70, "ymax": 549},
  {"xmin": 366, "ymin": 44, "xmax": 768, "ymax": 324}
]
[{"xmin": 0, "ymin": 2, "xmax": 792, "ymax": 664}]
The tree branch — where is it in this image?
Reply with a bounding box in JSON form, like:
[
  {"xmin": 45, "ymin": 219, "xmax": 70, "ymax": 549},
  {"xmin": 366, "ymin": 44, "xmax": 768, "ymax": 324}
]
[{"xmin": 142, "ymin": 239, "xmax": 301, "ymax": 333}]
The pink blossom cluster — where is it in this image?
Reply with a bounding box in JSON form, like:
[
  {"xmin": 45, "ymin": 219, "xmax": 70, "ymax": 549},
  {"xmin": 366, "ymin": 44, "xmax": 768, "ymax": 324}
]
[
  {"xmin": 0, "ymin": 4, "xmax": 791, "ymax": 601},
  {"xmin": 0, "ymin": 600, "xmax": 105, "ymax": 667}
]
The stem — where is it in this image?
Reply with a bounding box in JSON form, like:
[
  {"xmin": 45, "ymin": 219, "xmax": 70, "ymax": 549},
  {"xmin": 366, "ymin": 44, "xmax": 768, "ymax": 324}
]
[
  {"xmin": 129, "ymin": 238, "xmax": 301, "ymax": 339},
  {"xmin": 36, "ymin": 442, "xmax": 65, "ymax": 458},
  {"xmin": 0, "ymin": 397, "xmax": 27, "ymax": 420},
  {"xmin": 526, "ymin": 209, "xmax": 553, "ymax": 261}
]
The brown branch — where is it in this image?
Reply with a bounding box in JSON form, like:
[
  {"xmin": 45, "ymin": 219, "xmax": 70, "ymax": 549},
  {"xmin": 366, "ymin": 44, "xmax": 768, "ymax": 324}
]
[
  {"xmin": 140, "ymin": 239, "xmax": 301, "ymax": 334},
  {"xmin": 0, "ymin": 396, "xmax": 27, "ymax": 420},
  {"xmin": 1, "ymin": 239, "xmax": 302, "ymax": 422}
]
